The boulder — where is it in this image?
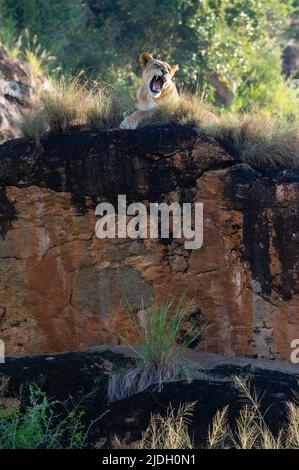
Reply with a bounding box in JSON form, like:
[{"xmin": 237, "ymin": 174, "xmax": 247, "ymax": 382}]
[{"xmin": 283, "ymin": 43, "xmax": 299, "ymax": 78}]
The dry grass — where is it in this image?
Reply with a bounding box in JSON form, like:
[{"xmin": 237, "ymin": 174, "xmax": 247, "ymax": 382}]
[
  {"xmin": 16, "ymin": 76, "xmax": 123, "ymax": 143},
  {"xmin": 136, "ymin": 402, "xmax": 195, "ymax": 449},
  {"xmin": 203, "ymin": 112, "xmax": 299, "ymax": 169},
  {"xmin": 112, "ymin": 378, "xmax": 299, "ymax": 450},
  {"xmin": 138, "ymin": 93, "xmax": 217, "ymax": 129},
  {"xmin": 15, "ymin": 80, "xmax": 299, "ymax": 169},
  {"xmin": 16, "ymin": 106, "xmax": 49, "ymax": 146},
  {"xmin": 207, "ymin": 406, "xmax": 229, "ymax": 449},
  {"xmin": 207, "ymin": 377, "xmax": 299, "ymax": 449},
  {"xmin": 138, "ymin": 94, "xmax": 299, "ymax": 169},
  {"xmin": 107, "ymin": 355, "xmax": 203, "ymax": 403}
]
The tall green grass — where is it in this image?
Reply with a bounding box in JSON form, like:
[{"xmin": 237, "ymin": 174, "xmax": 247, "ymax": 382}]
[{"xmin": 108, "ymin": 299, "xmax": 209, "ymax": 402}]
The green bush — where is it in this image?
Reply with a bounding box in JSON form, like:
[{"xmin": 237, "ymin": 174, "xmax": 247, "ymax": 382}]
[{"xmin": 0, "ymin": 385, "xmax": 86, "ymax": 449}]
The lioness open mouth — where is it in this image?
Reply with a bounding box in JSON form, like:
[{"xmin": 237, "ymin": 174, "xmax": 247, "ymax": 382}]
[{"xmin": 150, "ymin": 75, "xmax": 166, "ymax": 93}]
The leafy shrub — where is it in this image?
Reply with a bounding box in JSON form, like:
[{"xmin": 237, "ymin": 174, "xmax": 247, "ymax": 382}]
[{"xmin": 0, "ymin": 385, "xmax": 86, "ymax": 449}]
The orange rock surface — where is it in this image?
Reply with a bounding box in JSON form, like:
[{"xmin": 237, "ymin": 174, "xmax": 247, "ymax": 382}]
[{"xmin": 0, "ymin": 126, "xmax": 298, "ymax": 360}]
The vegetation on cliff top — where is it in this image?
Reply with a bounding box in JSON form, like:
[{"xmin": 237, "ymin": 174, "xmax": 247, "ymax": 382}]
[
  {"xmin": 15, "ymin": 76, "xmax": 299, "ymax": 169},
  {"xmin": 0, "ymin": 0, "xmax": 298, "ymax": 113},
  {"xmin": 16, "ymin": 76, "xmax": 123, "ymax": 144},
  {"xmin": 0, "ymin": 1, "xmax": 298, "ymax": 169},
  {"xmin": 1, "ymin": 1, "xmax": 298, "ymax": 168}
]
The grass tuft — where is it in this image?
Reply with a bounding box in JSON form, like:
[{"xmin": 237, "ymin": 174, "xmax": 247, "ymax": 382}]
[
  {"xmin": 16, "ymin": 76, "xmax": 124, "ymax": 142},
  {"xmin": 138, "ymin": 93, "xmax": 217, "ymax": 129},
  {"xmin": 137, "ymin": 402, "xmax": 195, "ymax": 449},
  {"xmin": 138, "ymin": 94, "xmax": 299, "ymax": 169},
  {"xmin": 203, "ymin": 112, "xmax": 299, "ymax": 169},
  {"xmin": 108, "ymin": 299, "xmax": 209, "ymax": 402},
  {"xmin": 207, "ymin": 377, "xmax": 299, "ymax": 449},
  {"xmin": 15, "ymin": 106, "xmax": 48, "ymax": 146}
]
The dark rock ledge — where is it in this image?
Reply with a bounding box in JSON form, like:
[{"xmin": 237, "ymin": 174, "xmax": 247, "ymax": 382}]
[{"xmin": 0, "ymin": 348, "xmax": 298, "ymax": 446}]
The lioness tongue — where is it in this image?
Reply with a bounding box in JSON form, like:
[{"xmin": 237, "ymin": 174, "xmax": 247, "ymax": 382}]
[{"xmin": 153, "ymin": 78, "xmax": 161, "ymax": 92}]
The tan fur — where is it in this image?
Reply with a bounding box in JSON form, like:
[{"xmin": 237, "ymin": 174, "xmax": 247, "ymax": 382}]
[{"xmin": 120, "ymin": 52, "xmax": 179, "ymax": 129}]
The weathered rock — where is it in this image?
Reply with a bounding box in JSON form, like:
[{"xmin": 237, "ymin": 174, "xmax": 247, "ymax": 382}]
[
  {"xmin": 0, "ymin": 124, "xmax": 298, "ymax": 360},
  {"xmin": 283, "ymin": 43, "xmax": 299, "ymax": 78},
  {"xmin": 0, "ymin": 44, "xmax": 48, "ymax": 144}
]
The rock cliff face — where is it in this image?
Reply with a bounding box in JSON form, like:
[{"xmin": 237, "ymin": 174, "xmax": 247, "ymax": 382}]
[{"xmin": 0, "ymin": 124, "xmax": 298, "ymax": 359}]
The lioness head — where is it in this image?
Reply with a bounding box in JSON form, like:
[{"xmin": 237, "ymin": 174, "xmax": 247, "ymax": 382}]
[{"xmin": 139, "ymin": 52, "xmax": 179, "ymax": 98}]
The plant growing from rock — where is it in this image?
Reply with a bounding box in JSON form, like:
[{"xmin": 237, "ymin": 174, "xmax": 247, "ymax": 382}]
[{"xmin": 107, "ymin": 298, "xmax": 209, "ymax": 402}]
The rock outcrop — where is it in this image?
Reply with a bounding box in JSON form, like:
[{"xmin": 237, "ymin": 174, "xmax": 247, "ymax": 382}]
[
  {"xmin": 283, "ymin": 43, "xmax": 299, "ymax": 79},
  {"xmin": 0, "ymin": 44, "xmax": 47, "ymax": 144},
  {"xmin": 0, "ymin": 124, "xmax": 298, "ymax": 359},
  {"xmin": 1, "ymin": 348, "xmax": 298, "ymax": 446}
]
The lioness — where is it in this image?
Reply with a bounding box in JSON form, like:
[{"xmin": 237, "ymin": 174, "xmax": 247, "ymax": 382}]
[{"xmin": 119, "ymin": 52, "xmax": 179, "ymax": 129}]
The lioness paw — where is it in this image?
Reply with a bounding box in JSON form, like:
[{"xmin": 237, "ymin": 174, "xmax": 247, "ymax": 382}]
[{"xmin": 119, "ymin": 117, "xmax": 138, "ymax": 129}]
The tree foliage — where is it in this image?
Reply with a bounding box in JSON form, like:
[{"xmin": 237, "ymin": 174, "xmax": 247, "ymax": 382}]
[{"xmin": 0, "ymin": 0, "xmax": 298, "ymax": 111}]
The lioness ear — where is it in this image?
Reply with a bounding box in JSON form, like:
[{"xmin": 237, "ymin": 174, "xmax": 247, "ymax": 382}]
[
  {"xmin": 171, "ymin": 64, "xmax": 179, "ymax": 75},
  {"xmin": 139, "ymin": 52, "xmax": 154, "ymax": 70}
]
